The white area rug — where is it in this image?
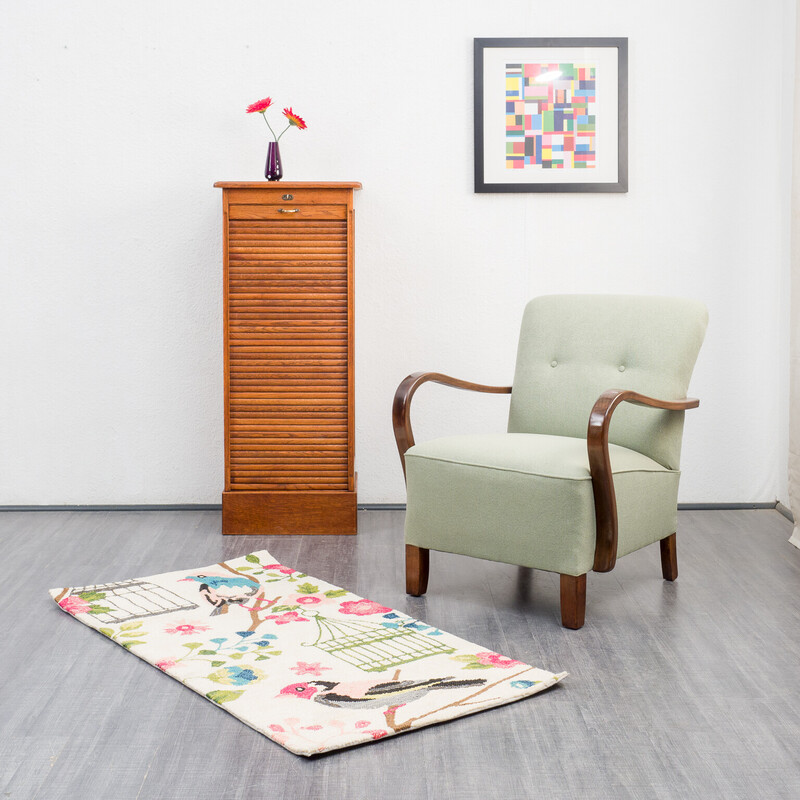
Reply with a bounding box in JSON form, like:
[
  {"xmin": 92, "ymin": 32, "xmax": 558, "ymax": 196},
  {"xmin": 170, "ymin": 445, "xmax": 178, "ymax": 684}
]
[{"xmin": 50, "ymin": 549, "xmax": 566, "ymax": 756}]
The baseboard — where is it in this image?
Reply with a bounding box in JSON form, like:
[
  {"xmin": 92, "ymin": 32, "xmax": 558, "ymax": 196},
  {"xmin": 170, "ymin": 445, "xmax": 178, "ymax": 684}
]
[
  {"xmin": 776, "ymin": 502, "xmax": 795, "ymax": 522},
  {"xmin": 366, "ymin": 502, "xmax": 785, "ymax": 512},
  {"xmin": 0, "ymin": 504, "xmax": 223, "ymax": 512},
  {"xmin": 0, "ymin": 501, "xmax": 789, "ymax": 514},
  {"xmin": 0, "ymin": 503, "xmax": 386, "ymax": 512},
  {"xmin": 677, "ymin": 502, "xmax": 779, "ymax": 511}
]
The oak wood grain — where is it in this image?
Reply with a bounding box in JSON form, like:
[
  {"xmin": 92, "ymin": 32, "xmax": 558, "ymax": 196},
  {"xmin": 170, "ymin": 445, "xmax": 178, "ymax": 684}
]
[
  {"xmin": 587, "ymin": 389, "xmax": 699, "ymax": 572},
  {"xmin": 559, "ymin": 573, "xmax": 587, "ymax": 629},
  {"xmin": 221, "ymin": 489, "xmax": 357, "ymax": 534},
  {"xmin": 392, "ymin": 371, "xmax": 512, "ymax": 478},
  {"xmin": 405, "ymin": 544, "xmax": 430, "ymax": 596},
  {"xmin": 660, "ymin": 532, "xmax": 678, "ymax": 580},
  {"xmin": 218, "ymin": 183, "xmax": 360, "ymax": 532}
]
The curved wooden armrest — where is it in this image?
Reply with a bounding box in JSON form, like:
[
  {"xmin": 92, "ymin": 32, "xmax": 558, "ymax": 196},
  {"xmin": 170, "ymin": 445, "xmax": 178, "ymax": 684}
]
[
  {"xmin": 588, "ymin": 389, "xmax": 700, "ymax": 573},
  {"xmin": 392, "ymin": 372, "xmax": 512, "ymax": 480}
]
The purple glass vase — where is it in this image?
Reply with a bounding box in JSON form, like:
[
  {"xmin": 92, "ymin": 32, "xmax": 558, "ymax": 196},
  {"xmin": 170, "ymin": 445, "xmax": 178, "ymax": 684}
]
[{"xmin": 265, "ymin": 141, "xmax": 283, "ymax": 181}]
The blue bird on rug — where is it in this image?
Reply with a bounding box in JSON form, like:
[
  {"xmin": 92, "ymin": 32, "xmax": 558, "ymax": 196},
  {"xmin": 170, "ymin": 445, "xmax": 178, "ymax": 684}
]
[
  {"xmin": 181, "ymin": 575, "xmax": 256, "ymax": 590},
  {"xmin": 180, "ymin": 574, "xmax": 259, "ymax": 616},
  {"xmin": 278, "ymin": 676, "xmax": 486, "ymax": 710}
]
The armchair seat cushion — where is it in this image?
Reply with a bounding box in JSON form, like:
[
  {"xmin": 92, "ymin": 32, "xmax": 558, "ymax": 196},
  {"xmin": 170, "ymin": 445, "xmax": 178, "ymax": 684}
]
[{"xmin": 404, "ymin": 433, "xmax": 680, "ymax": 577}]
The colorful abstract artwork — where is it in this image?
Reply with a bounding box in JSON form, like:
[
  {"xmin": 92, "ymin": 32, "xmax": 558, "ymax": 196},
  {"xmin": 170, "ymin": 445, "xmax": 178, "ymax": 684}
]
[{"xmin": 505, "ymin": 62, "xmax": 596, "ymax": 170}]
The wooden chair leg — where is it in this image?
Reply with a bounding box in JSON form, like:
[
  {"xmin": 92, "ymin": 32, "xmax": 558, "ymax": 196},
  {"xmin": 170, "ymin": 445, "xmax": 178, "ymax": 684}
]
[
  {"xmin": 559, "ymin": 573, "xmax": 586, "ymax": 630},
  {"xmin": 406, "ymin": 544, "xmax": 430, "ymax": 596},
  {"xmin": 660, "ymin": 533, "xmax": 678, "ymax": 581}
]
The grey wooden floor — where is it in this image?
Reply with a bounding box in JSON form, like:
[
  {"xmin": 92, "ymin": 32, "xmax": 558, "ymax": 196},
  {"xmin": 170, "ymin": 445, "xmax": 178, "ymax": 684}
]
[{"xmin": 1, "ymin": 509, "xmax": 799, "ymax": 799}]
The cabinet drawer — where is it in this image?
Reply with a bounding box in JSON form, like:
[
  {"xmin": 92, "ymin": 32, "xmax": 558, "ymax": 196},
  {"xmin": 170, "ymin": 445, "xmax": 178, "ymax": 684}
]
[
  {"xmin": 228, "ymin": 204, "xmax": 346, "ymax": 221},
  {"xmin": 225, "ymin": 188, "xmax": 353, "ymax": 206}
]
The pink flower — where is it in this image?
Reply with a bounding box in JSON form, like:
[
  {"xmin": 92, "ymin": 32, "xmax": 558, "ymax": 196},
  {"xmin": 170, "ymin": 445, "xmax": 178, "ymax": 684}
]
[
  {"xmin": 474, "ymin": 651, "xmax": 523, "ymax": 668},
  {"xmin": 268, "ymin": 724, "xmax": 285, "ymax": 732},
  {"xmin": 164, "ymin": 621, "xmax": 212, "ymax": 636},
  {"xmin": 265, "ymin": 611, "xmax": 308, "ymax": 625},
  {"xmin": 264, "ymin": 563, "xmax": 295, "ymax": 575},
  {"xmin": 290, "ymin": 661, "xmax": 331, "ymax": 677},
  {"xmin": 282, "ymin": 107, "xmax": 307, "ymax": 130},
  {"xmin": 369, "ymin": 730, "xmax": 388, "ymax": 740},
  {"xmin": 156, "ymin": 659, "xmax": 177, "ymax": 671},
  {"xmin": 303, "ymin": 725, "xmax": 323, "ymax": 731},
  {"xmin": 355, "ymin": 720, "xmax": 371, "ymax": 729},
  {"xmin": 247, "ymin": 97, "xmax": 308, "ymax": 142},
  {"xmin": 246, "ymin": 97, "xmax": 273, "ymax": 114},
  {"xmin": 339, "ymin": 599, "xmax": 391, "ymax": 616},
  {"xmin": 295, "ymin": 595, "xmax": 321, "ymax": 605},
  {"xmin": 58, "ymin": 595, "xmax": 90, "ymax": 615}
]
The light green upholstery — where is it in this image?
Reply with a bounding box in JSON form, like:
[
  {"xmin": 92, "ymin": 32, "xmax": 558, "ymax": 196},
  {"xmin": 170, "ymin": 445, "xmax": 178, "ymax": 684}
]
[
  {"xmin": 508, "ymin": 294, "xmax": 708, "ymax": 469},
  {"xmin": 403, "ymin": 295, "xmax": 708, "ymax": 578},
  {"xmin": 405, "ymin": 433, "xmax": 679, "ymax": 576}
]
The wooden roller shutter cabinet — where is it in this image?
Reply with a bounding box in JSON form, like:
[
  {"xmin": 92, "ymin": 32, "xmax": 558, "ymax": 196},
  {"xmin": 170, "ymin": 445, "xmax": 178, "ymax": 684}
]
[{"xmin": 214, "ymin": 182, "xmax": 361, "ymax": 535}]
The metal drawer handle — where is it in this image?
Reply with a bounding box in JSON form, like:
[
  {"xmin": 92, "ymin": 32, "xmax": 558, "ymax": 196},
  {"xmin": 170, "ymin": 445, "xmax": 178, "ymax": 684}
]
[{"xmin": 278, "ymin": 207, "xmax": 299, "ymax": 213}]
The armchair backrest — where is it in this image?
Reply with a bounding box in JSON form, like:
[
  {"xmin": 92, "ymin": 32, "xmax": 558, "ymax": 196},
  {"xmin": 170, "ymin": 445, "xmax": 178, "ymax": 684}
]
[{"xmin": 507, "ymin": 295, "xmax": 708, "ymax": 470}]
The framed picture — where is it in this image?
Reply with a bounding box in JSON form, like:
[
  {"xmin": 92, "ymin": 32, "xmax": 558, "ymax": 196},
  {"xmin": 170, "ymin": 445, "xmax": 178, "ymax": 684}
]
[{"xmin": 474, "ymin": 37, "xmax": 628, "ymax": 193}]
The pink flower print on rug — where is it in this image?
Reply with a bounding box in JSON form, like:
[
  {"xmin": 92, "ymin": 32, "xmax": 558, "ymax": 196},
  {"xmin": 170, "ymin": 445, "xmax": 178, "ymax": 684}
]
[{"xmin": 50, "ymin": 549, "xmax": 567, "ymax": 756}]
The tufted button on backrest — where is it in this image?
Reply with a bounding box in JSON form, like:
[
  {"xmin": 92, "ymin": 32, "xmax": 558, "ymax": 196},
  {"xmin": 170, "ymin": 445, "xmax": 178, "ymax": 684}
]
[{"xmin": 507, "ymin": 295, "xmax": 708, "ymax": 470}]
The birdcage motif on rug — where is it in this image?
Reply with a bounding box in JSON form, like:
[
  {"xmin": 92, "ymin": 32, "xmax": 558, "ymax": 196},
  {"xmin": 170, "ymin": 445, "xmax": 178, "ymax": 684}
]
[
  {"xmin": 302, "ymin": 611, "xmax": 455, "ymax": 672},
  {"xmin": 68, "ymin": 580, "xmax": 199, "ymax": 624}
]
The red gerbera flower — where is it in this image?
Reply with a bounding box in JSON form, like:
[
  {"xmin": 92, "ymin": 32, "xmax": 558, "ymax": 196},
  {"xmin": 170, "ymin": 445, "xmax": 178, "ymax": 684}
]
[
  {"xmin": 246, "ymin": 97, "xmax": 273, "ymax": 114},
  {"xmin": 282, "ymin": 107, "xmax": 307, "ymax": 130}
]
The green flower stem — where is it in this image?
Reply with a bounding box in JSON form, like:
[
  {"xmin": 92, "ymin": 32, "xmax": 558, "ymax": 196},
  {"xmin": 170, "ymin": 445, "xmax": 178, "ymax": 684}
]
[
  {"xmin": 276, "ymin": 123, "xmax": 292, "ymax": 142},
  {"xmin": 261, "ymin": 112, "xmax": 279, "ymax": 141}
]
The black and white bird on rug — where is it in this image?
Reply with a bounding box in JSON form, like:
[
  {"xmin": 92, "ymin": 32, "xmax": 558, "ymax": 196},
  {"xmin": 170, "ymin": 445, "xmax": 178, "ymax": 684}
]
[{"xmin": 278, "ymin": 676, "xmax": 486, "ymax": 710}]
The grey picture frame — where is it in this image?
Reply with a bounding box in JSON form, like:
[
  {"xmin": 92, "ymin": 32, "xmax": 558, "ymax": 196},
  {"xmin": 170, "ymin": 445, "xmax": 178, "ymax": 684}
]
[{"xmin": 474, "ymin": 37, "xmax": 628, "ymax": 193}]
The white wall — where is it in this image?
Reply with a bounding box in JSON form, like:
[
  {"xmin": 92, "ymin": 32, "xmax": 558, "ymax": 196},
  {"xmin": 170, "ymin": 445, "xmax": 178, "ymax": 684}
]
[{"xmin": 0, "ymin": 0, "xmax": 793, "ymax": 505}]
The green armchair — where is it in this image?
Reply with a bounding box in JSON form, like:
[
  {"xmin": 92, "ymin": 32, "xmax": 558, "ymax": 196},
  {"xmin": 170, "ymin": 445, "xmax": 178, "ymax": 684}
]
[{"xmin": 393, "ymin": 295, "xmax": 707, "ymax": 629}]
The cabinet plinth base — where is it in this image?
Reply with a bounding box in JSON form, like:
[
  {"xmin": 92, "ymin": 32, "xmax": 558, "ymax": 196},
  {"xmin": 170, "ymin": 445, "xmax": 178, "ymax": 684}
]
[{"xmin": 222, "ymin": 490, "xmax": 357, "ymax": 535}]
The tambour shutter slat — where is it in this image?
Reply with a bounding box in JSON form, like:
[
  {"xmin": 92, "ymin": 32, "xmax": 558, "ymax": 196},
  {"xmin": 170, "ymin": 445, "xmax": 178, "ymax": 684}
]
[
  {"xmin": 227, "ymin": 215, "xmax": 349, "ymax": 491},
  {"xmin": 217, "ymin": 181, "xmax": 360, "ymax": 535}
]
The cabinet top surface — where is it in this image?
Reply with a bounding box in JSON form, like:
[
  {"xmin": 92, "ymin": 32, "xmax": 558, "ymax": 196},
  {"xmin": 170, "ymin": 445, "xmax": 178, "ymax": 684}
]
[{"xmin": 214, "ymin": 181, "xmax": 362, "ymax": 189}]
